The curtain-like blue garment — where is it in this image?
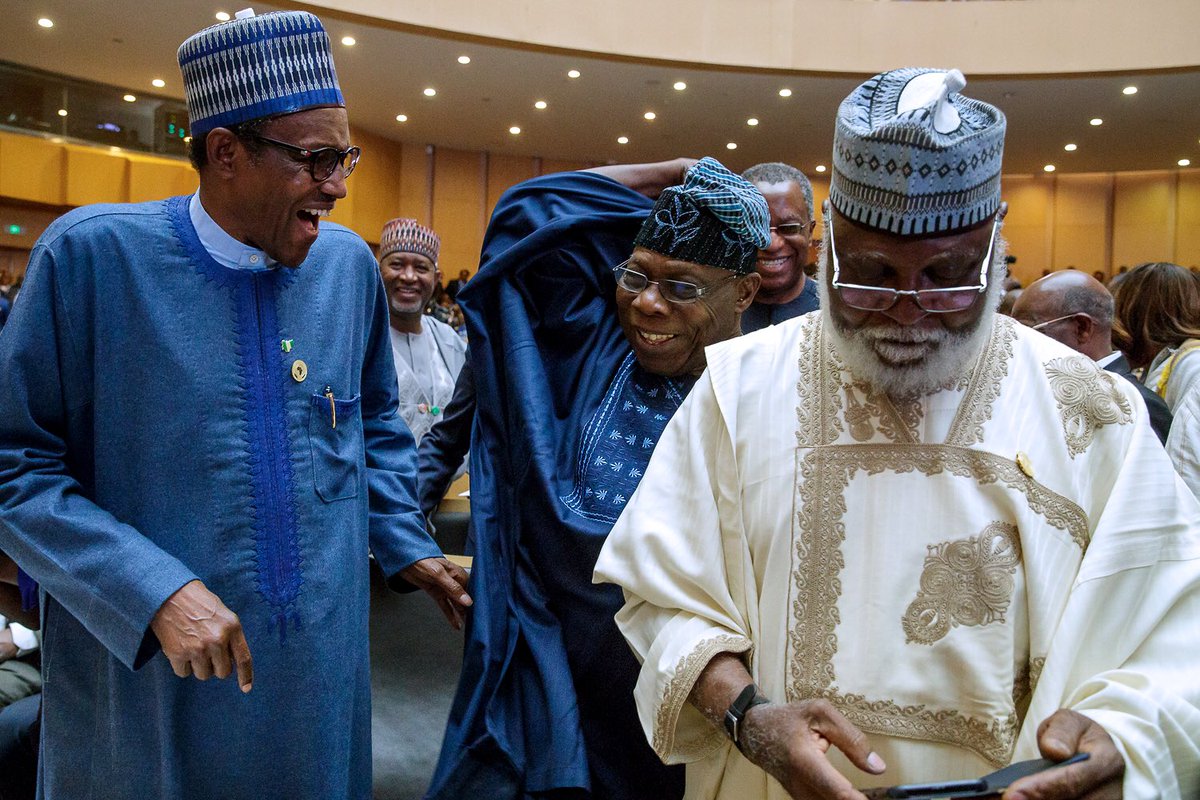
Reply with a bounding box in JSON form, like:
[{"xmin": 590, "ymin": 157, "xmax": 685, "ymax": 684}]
[{"xmin": 426, "ymin": 172, "xmax": 684, "ymax": 799}]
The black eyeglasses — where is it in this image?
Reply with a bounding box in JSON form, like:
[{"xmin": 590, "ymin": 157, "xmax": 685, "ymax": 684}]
[
  {"xmin": 613, "ymin": 261, "xmax": 739, "ymax": 304},
  {"xmin": 829, "ymin": 217, "xmax": 999, "ymax": 314},
  {"xmin": 250, "ymin": 134, "xmax": 362, "ymax": 182},
  {"xmin": 770, "ymin": 221, "xmax": 814, "ymax": 237}
]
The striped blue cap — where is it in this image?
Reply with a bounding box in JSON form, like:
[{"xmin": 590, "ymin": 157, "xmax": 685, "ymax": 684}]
[
  {"xmin": 634, "ymin": 157, "xmax": 770, "ymax": 274},
  {"xmin": 830, "ymin": 68, "xmax": 1005, "ymax": 236},
  {"xmin": 178, "ymin": 9, "xmax": 344, "ymax": 136}
]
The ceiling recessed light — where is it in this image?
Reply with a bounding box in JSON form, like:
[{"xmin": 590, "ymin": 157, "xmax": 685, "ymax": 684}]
[
  {"xmin": 815, "ymin": 165, "xmax": 827, "ymax": 173},
  {"xmin": 341, "ymin": 36, "xmax": 356, "ymax": 47},
  {"xmin": 643, "ymin": 111, "xmax": 656, "ymax": 121},
  {"xmin": 1123, "ymin": 86, "xmax": 1138, "ymax": 95},
  {"xmin": 617, "ymin": 136, "xmax": 629, "ymax": 144},
  {"xmin": 123, "ymin": 94, "xmax": 136, "ymax": 103},
  {"xmin": 778, "ymin": 88, "xmax": 792, "ymax": 98},
  {"xmin": 37, "ymin": 17, "xmax": 53, "ymax": 28},
  {"xmin": 457, "ymin": 55, "xmax": 471, "ymax": 65},
  {"xmin": 673, "ymin": 81, "xmax": 687, "ymax": 91},
  {"xmin": 215, "ymin": 11, "xmax": 231, "ymax": 21},
  {"xmin": 509, "ymin": 126, "xmax": 521, "ymax": 135},
  {"xmin": 726, "ymin": 142, "xmax": 737, "ymax": 150},
  {"xmin": 1044, "ymin": 164, "xmax": 1056, "ymax": 173},
  {"xmin": 567, "ymin": 69, "xmax": 581, "ymax": 79},
  {"xmin": 57, "ymin": 108, "xmax": 68, "ymax": 117},
  {"xmin": 747, "ymin": 118, "xmax": 759, "ymax": 126},
  {"xmin": 423, "ymin": 88, "xmax": 437, "ymax": 97},
  {"xmin": 395, "ymin": 114, "xmax": 408, "ymax": 123},
  {"xmin": 1090, "ymin": 118, "xmax": 1103, "ymax": 126},
  {"xmin": 1064, "ymin": 143, "xmax": 1077, "ymax": 152},
  {"xmin": 151, "ymin": 78, "xmax": 165, "ymax": 88},
  {"xmin": 1180, "ymin": 159, "xmax": 1192, "ymax": 167},
  {"xmin": 534, "ymin": 100, "xmax": 547, "ymax": 110}
]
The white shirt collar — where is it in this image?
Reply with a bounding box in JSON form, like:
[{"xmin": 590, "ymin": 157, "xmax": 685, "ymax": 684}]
[
  {"xmin": 1096, "ymin": 351, "xmax": 1122, "ymax": 368},
  {"xmin": 189, "ymin": 192, "xmax": 277, "ymax": 272}
]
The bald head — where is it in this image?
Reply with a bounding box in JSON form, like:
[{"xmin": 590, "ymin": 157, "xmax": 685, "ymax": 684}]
[{"xmin": 1011, "ymin": 270, "xmax": 1115, "ymax": 360}]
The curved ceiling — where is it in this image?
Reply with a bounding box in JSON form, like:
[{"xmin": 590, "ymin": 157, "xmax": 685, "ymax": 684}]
[
  {"xmin": 306, "ymin": 0, "xmax": 1200, "ymax": 75},
  {"xmin": 1, "ymin": 1, "xmax": 1197, "ymax": 176}
]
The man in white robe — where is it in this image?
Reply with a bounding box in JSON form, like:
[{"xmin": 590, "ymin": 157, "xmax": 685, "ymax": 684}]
[
  {"xmin": 595, "ymin": 68, "xmax": 1200, "ymax": 800},
  {"xmin": 378, "ymin": 217, "xmax": 468, "ymax": 442}
]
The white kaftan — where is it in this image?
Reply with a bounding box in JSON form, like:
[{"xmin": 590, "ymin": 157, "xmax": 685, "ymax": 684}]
[
  {"xmin": 595, "ymin": 314, "xmax": 1200, "ymax": 800},
  {"xmin": 388, "ymin": 318, "xmax": 467, "ymax": 442}
]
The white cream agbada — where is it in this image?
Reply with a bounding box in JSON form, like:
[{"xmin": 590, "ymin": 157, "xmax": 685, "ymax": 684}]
[{"xmin": 594, "ymin": 313, "xmax": 1200, "ymax": 799}]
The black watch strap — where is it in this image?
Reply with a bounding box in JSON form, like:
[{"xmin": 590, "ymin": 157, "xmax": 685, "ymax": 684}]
[{"xmin": 723, "ymin": 683, "xmax": 770, "ymax": 749}]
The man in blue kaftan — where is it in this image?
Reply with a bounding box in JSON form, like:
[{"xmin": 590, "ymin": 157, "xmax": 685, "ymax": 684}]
[
  {"xmin": 0, "ymin": 11, "xmax": 470, "ymax": 799},
  {"xmin": 425, "ymin": 158, "xmax": 769, "ymax": 799}
]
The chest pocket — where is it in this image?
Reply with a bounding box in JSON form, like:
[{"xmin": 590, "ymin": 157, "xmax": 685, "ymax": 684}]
[{"xmin": 308, "ymin": 392, "xmax": 364, "ymax": 502}]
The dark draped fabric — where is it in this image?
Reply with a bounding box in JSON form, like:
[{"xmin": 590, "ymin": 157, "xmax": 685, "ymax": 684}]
[{"xmin": 425, "ymin": 172, "xmax": 683, "ymax": 799}]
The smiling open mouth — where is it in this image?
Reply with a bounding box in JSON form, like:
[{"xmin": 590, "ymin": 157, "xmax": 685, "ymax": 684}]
[
  {"xmin": 297, "ymin": 208, "xmax": 330, "ymax": 231},
  {"xmin": 638, "ymin": 330, "xmax": 677, "ymax": 344}
]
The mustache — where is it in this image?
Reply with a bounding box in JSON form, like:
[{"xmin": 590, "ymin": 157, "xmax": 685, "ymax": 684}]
[{"xmin": 856, "ymin": 325, "xmax": 951, "ymax": 345}]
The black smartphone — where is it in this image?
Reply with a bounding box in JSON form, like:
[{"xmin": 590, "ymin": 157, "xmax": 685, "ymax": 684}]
[{"xmin": 861, "ymin": 753, "xmax": 1090, "ymax": 799}]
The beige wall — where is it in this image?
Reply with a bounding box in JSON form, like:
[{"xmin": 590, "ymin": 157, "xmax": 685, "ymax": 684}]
[
  {"xmin": 0, "ymin": 127, "xmax": 594, "ymax": 281},
  {"xmin": 1, "ymin": 127, "xmax": 1196, "ymax": 286},
  {"xmin": 993, "ymin": 170, "xmax": 1200, "ymax": 285}
]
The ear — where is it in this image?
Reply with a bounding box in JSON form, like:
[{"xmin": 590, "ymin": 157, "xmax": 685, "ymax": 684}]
[
  {"xmin": 1072, "ymin": 314, "xmax": 1096, "ymax": 344},
  {"xmin": 733, "ymin": 272, "xmax": 761, "ymax": 312},
  {"xmin": 205, "ymin": 128, "xmax": 243, "ymax": 179}
]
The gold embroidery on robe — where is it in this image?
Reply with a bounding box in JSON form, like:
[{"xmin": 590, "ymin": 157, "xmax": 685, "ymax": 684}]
[
  {"xmin": 654, "ymin": 634, "xmax": 752, "ymax": 758},
  {"xmin": 902, "ymin": 522, "xmax": 1022, "ymax": 645},
  {"xmin": 1045, "ymin": 356, "xmax": 1133, "ymax": 457}
]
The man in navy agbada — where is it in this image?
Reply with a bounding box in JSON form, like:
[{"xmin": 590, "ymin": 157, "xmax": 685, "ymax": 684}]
[
  {"xmin": 0, "ymin": 10, "xmax": 469, "ymax": 799},
  {"xmin": 425, "ymin": 157, "xmax": 767, "ymax": 799}
]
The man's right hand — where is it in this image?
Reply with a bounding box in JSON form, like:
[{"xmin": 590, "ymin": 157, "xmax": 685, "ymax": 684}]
[
  {"xmin": 739, "ymin": 699, "xmax": 885, "ymax": 800},
  {"xmin": 0, "ymin": 628, "xmax": 16, "ymax": 663},
  {"xmin": 150, "ymin": 580, "xmax": 253, "ymax": 693}
]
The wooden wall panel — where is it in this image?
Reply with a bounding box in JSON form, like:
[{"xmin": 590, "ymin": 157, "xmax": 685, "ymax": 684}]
[
  {"xmin": 1112, "ymin": 173, "xmax": 1174, "ymax": 270},
  {"xmin": 1175, "ymin": 171, "xmax": 1200, "ymax": 269},
  {"xmin": 1051, "ymin": 174, "xmax": 1111, "ymax": 275},
  {"xmin": 810, "ymin": 175, "xmax": 830, "ymax": 230},
  {"xmin": 1000, "ymin": 176, "xmax": 1053, "ymax": 285},
  {"xmin": 486, "ymin": 153, "xmax": 536, "ymax": 219},
  {"xmin": 65, "ymin": 145, "xmax": 129, "ymax": 207},
  {"xmin": 3, "ymin": 128, "xmax": 1198, "ymax": 283},
  {"xmin": 432, "ymin": 147, "xmax": 486, "ymax": 274},
  {"xmin": 540, "ymin": 158, "xmax": 589, "ymax": 176},
  {"xmin": 399, "ymin": 142, "xmax": 432, "ymax": 226},
  {"xmin": 0, "ymin": 132, "xmax": 65, "ymax": 205},
  {"xmin": 339, "ymin": 127, "xmax": 400, "ymax": 244},
  {"xmin": 126, "ymin": 155, "xmax": 197, "ymax": 203}
]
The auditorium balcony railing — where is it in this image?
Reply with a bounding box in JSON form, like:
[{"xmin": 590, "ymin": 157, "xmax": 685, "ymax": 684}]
[{"xmin": 0, "ymin": 61, "xmax": 190, "ymax": 159}]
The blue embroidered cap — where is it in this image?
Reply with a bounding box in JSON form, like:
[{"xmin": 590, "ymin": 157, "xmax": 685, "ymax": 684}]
[
  {"xmin": 830, "ymin": 68, "xmax": 1006, "ymax": 236},
  {"xmin": 634, "ymin": 157, "xmax": 771, "ymax": 274},
  {"xmin": 178, "ymin": 8, "xmax": 345, "ymax": 136}
]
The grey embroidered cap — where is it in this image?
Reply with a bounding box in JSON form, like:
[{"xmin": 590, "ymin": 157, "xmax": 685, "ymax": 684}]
[
  {"xmin": 829, "ymin": 68, "xmax": 1005, "ymax": 236},
  {"xmin": 178, "ymin": 8, "xmax": 344, "ymax": 136},
  {"xmin": 634, "ymin": 157, "xmax": 771, "ymax": 274}
]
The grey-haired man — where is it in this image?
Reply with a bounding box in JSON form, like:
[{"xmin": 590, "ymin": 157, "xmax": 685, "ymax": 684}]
[{"xmin": 597, "ymin": 68, "xmax": 1200, "ymax": 800}]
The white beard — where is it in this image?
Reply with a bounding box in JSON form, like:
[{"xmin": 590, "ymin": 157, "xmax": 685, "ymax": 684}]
[{"xmin": 819, "ymin": 233, "xmax": 1008, "ymax": 399}]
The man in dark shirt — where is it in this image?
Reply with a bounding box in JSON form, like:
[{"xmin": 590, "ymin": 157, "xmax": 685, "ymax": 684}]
[
  {"xmin": 740, "ymin": 162, "xmax": 820, "ymax": 332},
  {"xmin": 1013, "ymin": 269, "xmax": 1172, "ymax": 443}
]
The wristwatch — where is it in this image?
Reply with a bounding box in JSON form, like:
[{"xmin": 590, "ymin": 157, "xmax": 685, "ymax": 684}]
[{"xmin": 723, "ymin": 683, "xmax": 770, "ymax": 750}]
